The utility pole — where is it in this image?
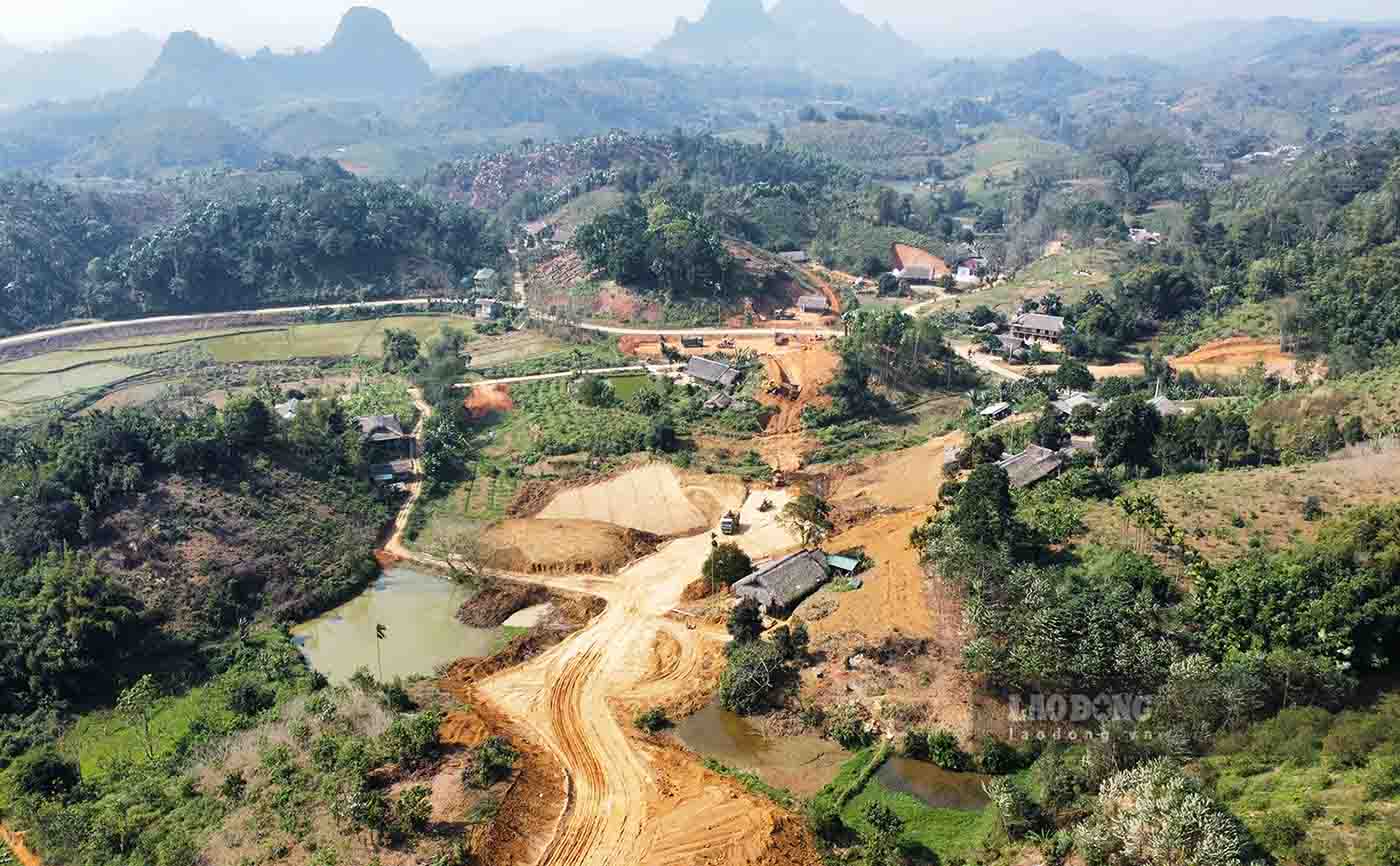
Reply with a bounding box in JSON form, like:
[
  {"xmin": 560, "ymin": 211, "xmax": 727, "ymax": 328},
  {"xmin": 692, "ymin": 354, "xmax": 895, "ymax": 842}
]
[{"xmin": 375, "ymin": 623, "xmax": 387, "ymax": 682}]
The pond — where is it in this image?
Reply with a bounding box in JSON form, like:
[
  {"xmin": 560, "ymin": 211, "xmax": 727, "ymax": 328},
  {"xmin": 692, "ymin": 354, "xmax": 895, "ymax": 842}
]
[
  {"xmin": 875, "ymin": 757, "xmax": 992, "ymax": 811},
  {"xmin": 291, "ymin": 566, "xmax": 505, "ymax": 682},
  {"xmin": 672, "ymin": 700, "xmax": 847, "ymax": 798}
]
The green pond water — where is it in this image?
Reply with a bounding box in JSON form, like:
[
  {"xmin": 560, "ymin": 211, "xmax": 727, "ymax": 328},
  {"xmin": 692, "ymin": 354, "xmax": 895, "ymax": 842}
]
[
  {"xmin": 875, "ymin": 757, "xmax": 991, "ymax": 811},
  {"xmin": 291, "ymin": 566, "xmax": 505, "ymax": 682},
  {"xmin": 672, "ymin": 701, "xmax": 847, "ymax": 797}
]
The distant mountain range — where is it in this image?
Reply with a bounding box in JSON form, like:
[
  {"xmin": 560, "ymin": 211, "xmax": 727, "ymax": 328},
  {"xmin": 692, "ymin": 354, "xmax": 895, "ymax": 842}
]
[
  {"xmin": 0, "ymin": 30, "xmax": 162, "ymax": 108},
  {"xmin": 135, "ymin": 7, "xmax": 433, "ymax": 109},
  {"xmin": 422, "ymin": 29, "xmax": 651, "ymax": 71},
  {"xmin": 650, "ymin": 0, "xmax": 917, "ymax": 79}
]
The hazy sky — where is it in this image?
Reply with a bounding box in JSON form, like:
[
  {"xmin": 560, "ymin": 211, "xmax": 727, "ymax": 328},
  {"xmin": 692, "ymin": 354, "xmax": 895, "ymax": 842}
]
[{"xmin": 3, "ymin": 0, "xmax": 1393, "ymax": 50}]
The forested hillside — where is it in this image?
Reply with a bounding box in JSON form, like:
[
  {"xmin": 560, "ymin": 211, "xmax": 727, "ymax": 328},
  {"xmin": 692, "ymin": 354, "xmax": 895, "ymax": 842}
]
[{"xmin": 0, "ymin": 165, "xmax": 505, "ymax": 335}]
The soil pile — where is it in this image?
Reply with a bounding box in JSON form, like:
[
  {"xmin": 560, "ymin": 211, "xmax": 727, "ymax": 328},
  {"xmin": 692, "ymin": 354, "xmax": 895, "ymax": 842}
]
[
  {"xmin": 754, "ymin": 346, "xmax": 838, "ymax": 434},
  {"xmin": 535, "ymin": 462, "xmax": 745, "ymax": 536},
  {"xmin": 457, "ymin": 582, "xmax": 550, "ymax": 627},
  {"xmin": 1172, "ymin": 336, "xmax": 1300, "ymax": 379},
  {"xmin": 484, "ymin": 518, "xmax": 661, "ymax": 574},
  {"xmin": 463, "ymin": 384, "xmax": 513, "ymax": 418}
]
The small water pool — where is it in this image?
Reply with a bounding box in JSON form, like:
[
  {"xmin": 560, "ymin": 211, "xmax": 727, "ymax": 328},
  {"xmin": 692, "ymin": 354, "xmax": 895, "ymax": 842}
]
[
  {"xmin": 875, "ymin": 757, "xmax": 992, "ymax": 811},
  {"xmin": 291, "ymin": 566, "xmax": 505, "ymax": 682}
]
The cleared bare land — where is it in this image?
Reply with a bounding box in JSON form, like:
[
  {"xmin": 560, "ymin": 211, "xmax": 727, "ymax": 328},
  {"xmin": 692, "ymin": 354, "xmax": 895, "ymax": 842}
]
[
  {"xmin": 831, "ymin": 431, "xmax": 964, "ymax": 511},
  {"xmin": 537, "ymin": 462, "xmax": 746, "ymax": 536}
]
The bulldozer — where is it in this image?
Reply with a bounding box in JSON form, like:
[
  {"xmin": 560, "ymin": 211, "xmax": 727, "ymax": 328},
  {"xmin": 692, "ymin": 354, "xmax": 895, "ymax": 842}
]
[{"xmin": 718, "ymin": 338, "xmax": 736, "ymax": 349}]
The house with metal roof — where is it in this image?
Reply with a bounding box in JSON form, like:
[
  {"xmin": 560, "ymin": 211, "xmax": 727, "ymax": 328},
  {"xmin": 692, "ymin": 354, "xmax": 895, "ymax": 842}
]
[
  {"xmin": 369, "ymin": 459, "xmax": 415, "ymax": 484},
  {"xmin": 732, "ymin": 550, "xmax": 831, "ymax": 613},
  {"xmin": 996, "ymin": 444, "xmax": 1064, "ymax": 489},
  {"xmin": 274, "ymin": 398, "xmax": 300, "ymax": 421},
  {"xmin": 1010, "ymin": 313, "xmax": 1066, "ymax": 343},
  {"xmin": 896, "ymin": 264, "xmax": 935, "ymax": 284},
  {"xmin": 1051, "ymin": 391, "xmax": 1105, "ymax": 416},
  {"xmin": 979, "ymin": 401, "xmax": 1012, "ymax": 420},
  {"xmin": 779, "ymin": 250, "xmax": 811, "ymax": 263},
  {"xmin": 798, "ymin": 295, "xmax": 830, "ymax": 314},
  {"xmin": 353, "ymin": 415, "xmax": 407, "ymax": 444},
  {"xmin": 473, "ymin": 267, "xmax": 499, "ymax": 290},
  {"xmin": 686, "ymin": 357, "xmax": 742, "ymax": 389}
]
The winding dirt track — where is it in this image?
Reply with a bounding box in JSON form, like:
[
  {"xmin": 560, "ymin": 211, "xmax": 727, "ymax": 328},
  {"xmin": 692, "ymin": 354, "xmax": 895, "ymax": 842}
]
[{"xmin": 474, "ymin": 493, "xmax": 806, "ymax": 866}]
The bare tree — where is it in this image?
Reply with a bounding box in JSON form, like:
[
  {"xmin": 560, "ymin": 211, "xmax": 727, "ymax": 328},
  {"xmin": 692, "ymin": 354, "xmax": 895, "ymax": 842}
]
[{"xmin": 432, "ymin": 527, "xmax": 495, "ymax": 587}]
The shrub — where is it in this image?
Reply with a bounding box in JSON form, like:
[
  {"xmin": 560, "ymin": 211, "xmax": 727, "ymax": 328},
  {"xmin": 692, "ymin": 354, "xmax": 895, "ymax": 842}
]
[
  {"xmin": 1363, "ymin": 750, "xmax": 1400, "ymax": 800},
  {"xmin": 3, "ymin": 747, "xmax": 81, "ymax": 801},
  {"xmin": 1302, "ymin": 496, "xmax": 1324, "ymax": 522},
  {"xmin": 826, "ymin": 702, "xmax": 877, "ymax": 749},
  {"xmin": 1374, "ymin": 830, "xmax": 1400, "ymax": 866},
  {"xmin": 219, "ymin": 769, "xmax": 247, "ymax": 802},
  {"xmin": 224, "ymin": 677, "xmax": 275, "ymax": 717},
  {"xmin": 978, "ymin": 738, "xmax": 1021, "ymax": 775},
  {"xmin": 727, "ymin": 598, "xmax": 763, "ymax": 643},
  {"xmin": 805, "ymin": 796, "xmax": 842, "ymax": 841},
  {"xmin": 904, "ymin": 728, "xmax": 971, "ymax": 771},
  {"xmin": 381, "ymin": 710, "xmax": 444, "ymax": 770},
  {"xmin": 394, "ymin": 785, "xmax": 433, "ymax": 838},
  {"xmin": 1254, "ymin": 810, "xmax": 1306, "ymax": 852},
  {"xmin": 634, "ymin": 707, "xmax": 669, "ymax": 733},
  {"xmin": 465, "ymin": 736, "xmax": 519, "ymax": 789}
]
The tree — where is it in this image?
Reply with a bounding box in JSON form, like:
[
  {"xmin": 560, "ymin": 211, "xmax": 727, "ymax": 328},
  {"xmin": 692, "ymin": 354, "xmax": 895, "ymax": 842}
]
[
  {"xmin": 951, "ymin": 464, "xmax": 1014, "ymax": 547},
  {"xmin": 1095, "ymin": 394, "xmax": 1161, "ymax": 473},
  {"xmin": 381, "ymin": 328, "xmax": 421, "ymax": 372},
  {"xmin": 432, "ymin": 527, "xmax": 493, "ymax": 586},
  {"xmin": 1052, "ymin": 358, "xmax": 1095, "ymax": 392},
  {"xmin": 860, "ymin": 801, "xmax": 906, "ymax": 866},
  {"xmin": 719, "ymin": 638, "xmax": 785, "ymax": 714},
  {"xmin": 575, "ymin": 375, "xmax": 612, "ymax": 407},
  {"xmin": 728, "ymin": 597, "xmax": 764, "ymax": 643},
  {"xmin": 1096, "ymin": 125, "xmax": 1164, "ymax": 209},
  {"xmin": 647, "ymin": 413, "xmax": 678, "ymax": 452},
  {"xmin": 117, "ymin": 674, "xmax": 160, "ymax": 760},
  {"xmin": 222, "ymin": 394, "xmax": 272, "ymax": 449},
  {"xmin": 780, "ymin": 492, "xmax": 834, "ymax": 546},
  {"xmin": 1032, "ymin": 405, "xmax": 1068, "ymax": 450},
  {"xmin": 703, "ymin": 543, "xmax": 753, "ymax": 593}
]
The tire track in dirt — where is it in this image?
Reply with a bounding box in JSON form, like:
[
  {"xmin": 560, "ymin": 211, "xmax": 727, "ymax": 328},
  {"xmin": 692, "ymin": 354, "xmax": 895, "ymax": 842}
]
[{"xmin": 475, "ymin": 493, "xmax": 819, "ymax": 866}]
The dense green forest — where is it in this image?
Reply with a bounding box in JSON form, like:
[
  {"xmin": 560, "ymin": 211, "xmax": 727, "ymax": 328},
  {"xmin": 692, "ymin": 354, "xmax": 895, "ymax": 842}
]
[{"xmin": 0, "ymin": 164, "xmax": 506, "ymax": 336}]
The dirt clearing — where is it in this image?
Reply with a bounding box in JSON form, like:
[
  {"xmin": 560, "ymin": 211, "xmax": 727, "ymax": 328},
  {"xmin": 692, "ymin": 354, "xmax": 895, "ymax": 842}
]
[
  {"xmin": 808, "ymin": 510, "xmax": 937, "ymax": 640},
  {"xmin": 484, "ymin": 518, "xmax": 661, "ymax": 574},
  {"xmin": 755, "ymin": 345, "xmax": 839, "ymax": 434},
  {"xmin": 1171, "ymin": 336, "xmax": 1300, "ymax": 379},
  {"xmin": 891, "ymin": 243, "xmax": 949, "ymax": 275},
  {"xmin": 831, "ymin": 431, "xmax": 964, "ymax": 511},
  {"xmin": 536, "ymin": 462, "xmax": 746, "ymax": 536}
]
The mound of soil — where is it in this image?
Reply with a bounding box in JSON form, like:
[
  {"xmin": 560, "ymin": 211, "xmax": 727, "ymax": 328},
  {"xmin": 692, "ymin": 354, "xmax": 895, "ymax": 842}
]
[
  {"xmin": 457, "ymin": 582, "xmax": 550, "ymax": 627},
  {"xmin": 534, "ymin": 462, "xmax": 745, "ymax": 536},
  {"xmin": 484, "ymin": 518, "xmax": 661, "ymax": 574},
  {"xmin": 464, "ymin": 384, "xmax": 514, "ymax": 419},
  {"xmin": 1171, "ymin": 336, "xmax": 1299, "ymax": 379}
]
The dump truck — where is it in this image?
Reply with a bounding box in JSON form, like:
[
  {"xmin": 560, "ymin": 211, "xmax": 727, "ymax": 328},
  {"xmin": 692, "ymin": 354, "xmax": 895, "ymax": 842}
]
[
  {"xmin": 681, "ymin": 335, "xmax": 704, "ymax": 348},
  {"xmin": 720, "ymin": 511, "xmax": 740, "ymax": 535},
  {"xmin": 772, "ymin": 471, "xmax": 786, "ymax": 488}
]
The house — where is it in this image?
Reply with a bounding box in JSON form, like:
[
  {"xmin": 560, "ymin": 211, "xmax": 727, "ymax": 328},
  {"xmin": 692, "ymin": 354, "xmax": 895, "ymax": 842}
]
[
  {"xmin": 473, "ymin": 268, "xmax": 499, "ymax": 291},
  {"xmin": 995, "ymin": 334, "xmax": 1026, "ymax": 356},
  {"xmin": 996, "ymin": 444, "xmax": 1064, "ymax": 489},
  {"xmin": 1129, "ymin": 227, "xmax": 1162, "ymax": 245},
  {"xmin": 896, "ymin": 264, "xmax": 935, "ymax": 285},
  {"xmin": 779, "ymin": 250, "xmax": 811, "ymax": 264},
  {"xmin": 732, "ymin": 550, "xmax": 831, "ymax": 613},
  {"xmin": 353, "ymin": 415, "xmax": 407, "ymax": 444},
  {"xmin": 475, "ymin": 297, "xmax": 505, "ymax": 320},
  {"xmin": 369, "ymin": 459, "xmax": 415, "ymax": 484},
  {"xmin": 1051, "ymin": 391, "xmax": 1105, "ymax": 416},
  {"xmin": 686, "ymin": 356, "xmax": 742, "ymax": 389},
  {"xmin": 1009, "ymin": 313, "xmax": 1066, "ymax": 343},
  {"xmin": 974, "ymin": 322, "xmax": 1000, "ymax": 334},
  {"xmin": 954, "ymin": 257, "xmax": 984, "ymax": 284},
  {"xmin": 979, "ymin": 401, "xmax": 1012, "ymax": 421},
  {"xmin": 798, "ymin": 295, "xmax": 830, "ymax": 314},
  {"xmin": 704, "ymin": 392, "xmax": 733, "ymax": 411}
]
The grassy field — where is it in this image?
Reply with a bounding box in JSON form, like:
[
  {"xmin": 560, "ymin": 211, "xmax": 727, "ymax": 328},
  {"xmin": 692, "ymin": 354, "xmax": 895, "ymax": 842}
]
[
  {"xmin": 1081, "ymin": 449, "xmax": 1400, "ymax": 565},
  {"xmin": 923, "ymin": 246, "xmax": 1120, "ymax": 315},
  {"xmin": 0, "ymin": 314, "xmax": 479, "ymax": 424}
]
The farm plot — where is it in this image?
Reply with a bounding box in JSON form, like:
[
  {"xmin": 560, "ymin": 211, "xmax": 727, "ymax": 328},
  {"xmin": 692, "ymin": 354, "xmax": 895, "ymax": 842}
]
[
  {"xmin": 463, "ymin": 466, "xmax": 521, "ymax": 521},
  {"xmin": 0, "ymin": 362, "xmax": 147, "ymax": 404}
]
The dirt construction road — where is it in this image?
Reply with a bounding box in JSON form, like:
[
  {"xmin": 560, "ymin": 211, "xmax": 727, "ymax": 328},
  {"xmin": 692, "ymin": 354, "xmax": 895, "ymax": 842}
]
[{"xmin": 478, "ymin": 491, "xmax": 813, "ymax": 866}]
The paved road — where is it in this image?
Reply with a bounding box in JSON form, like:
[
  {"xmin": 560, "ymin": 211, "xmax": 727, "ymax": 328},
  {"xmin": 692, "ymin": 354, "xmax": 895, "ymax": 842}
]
[
  {"xmin": 0, "ymin": 297, "xmax": 455, "ymax": 351},
  {"xmin": 453, "ymin": 364, "xmax": 683, "ymax": 389}
]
